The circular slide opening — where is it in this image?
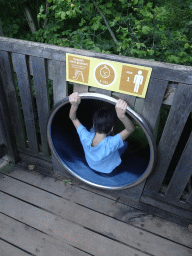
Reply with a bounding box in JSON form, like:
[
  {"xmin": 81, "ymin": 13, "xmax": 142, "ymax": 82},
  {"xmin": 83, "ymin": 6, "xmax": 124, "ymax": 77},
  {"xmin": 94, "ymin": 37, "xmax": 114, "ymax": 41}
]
[{"xmin": 47, "ymin": 93, "xmax": 156, "ymax": 190}]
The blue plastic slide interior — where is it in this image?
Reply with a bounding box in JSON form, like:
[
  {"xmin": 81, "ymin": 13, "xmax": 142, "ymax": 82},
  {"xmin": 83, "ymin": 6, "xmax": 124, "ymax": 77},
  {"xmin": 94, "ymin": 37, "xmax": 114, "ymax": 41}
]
[{"xmin": 50, "ymin": 99, "xmax": 150, "ymax": 188}]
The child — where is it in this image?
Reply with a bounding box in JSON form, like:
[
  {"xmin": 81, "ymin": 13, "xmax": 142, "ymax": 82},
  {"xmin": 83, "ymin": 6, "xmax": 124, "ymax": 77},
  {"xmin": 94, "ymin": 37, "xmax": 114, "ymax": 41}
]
[{"xmin": 69, "ymin": 92, "xmax": 135, "ymax": 174}]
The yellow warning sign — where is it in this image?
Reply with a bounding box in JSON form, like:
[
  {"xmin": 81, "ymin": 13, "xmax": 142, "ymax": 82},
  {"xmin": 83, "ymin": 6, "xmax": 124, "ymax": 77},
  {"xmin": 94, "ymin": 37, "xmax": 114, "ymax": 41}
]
[{"xmin": 66, "ymin": 53, "xmax": 152, "ymax": 98}]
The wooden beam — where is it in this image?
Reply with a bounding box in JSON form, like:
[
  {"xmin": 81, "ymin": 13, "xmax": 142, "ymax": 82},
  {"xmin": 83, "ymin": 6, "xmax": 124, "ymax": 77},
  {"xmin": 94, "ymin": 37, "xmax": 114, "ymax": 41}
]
[
  {"xmin": 12, "ymin": 53, "xmax": 38, "ymax": 152},
  {"xmin": 31, "ymin": 56, "xmax": 50, "ymax": 155},
  {"xmin": 0, "ymin": 59, "xmax": 19, "ymax": 162},
  {"xmin": 143, "ymin": 83, "xmax": 192, "ymax": 197},
  {"xmin": 0, "ymin": 37, "xmax": 192, "ymax": 83},
  {"xmin": 0, "ymin": 144, "xmax": 7, "ymax": 159},
  {"xmin": 0, "ymin": 51, "xmax": 26, "ymax": 149}
]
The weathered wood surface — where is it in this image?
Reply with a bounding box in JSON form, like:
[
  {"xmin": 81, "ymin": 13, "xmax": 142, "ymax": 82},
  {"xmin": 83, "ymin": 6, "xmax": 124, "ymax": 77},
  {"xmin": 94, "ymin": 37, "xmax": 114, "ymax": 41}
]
[
  {"xmin": 0, "ymin": 166, "xmax": 192, "ymax": 256},
  {"xmin": 51, "ymin": 60, "xmax": 69, "ymax": 176},
  {"xmin": 0, "ymin": 59, "xmax": 19, "ymax": 162},
  {"xmin": 0, "ymin": 120, "xmax": 4, "ymax": 146},
  {"xmin": 0, "ymin": 174, "xmax": 178, "ymax": 256},
  {"xmin": 0, "ymin": 191, "xmax": 148, "ymax": 255},
  {"xmin": 28, "ymin": 52, "xmax": 173, "ymax": 108},
  {"xmin": 0, "ymin": 144, "xmax": 7, "ymax": 159},
  {"xmin": 139, "ymin": 78, "xmax": 168, "ymax": 132},
  {"xmin": 0, "ymin": 37, "xmax": 192, "ymax": 222},
  {"xmin": 15, "ymin": 160, "xmax": 192, "ymax": 227},
  {"xmin": 113, "ymin": 92, "xmax": 136, "ymax": 108},
  {"xmin": 12, "ymin": 53, "xmax": 38, "ymax": 152},
  {"xmin": 143, "ymin": 83, "xmax": 192, "ymax": 197},
  {"xmin": 128, "ymin": 78, "xmax": 167, "ymax": 203},
  {"xmin": 0, "ymin": 213, "xmax": 89, "ymax": 256},
  {"xmin": 140, "ymin": 195, "xmax": 192, "ymax": 221},
  {"xmin": 0, "ymin": 238, "xmax": 31, "ymax": 256},
  {"xmin": 17, "ymin": 150, "xmax": 52, "ymax": 172},
  {"xmin": 165, "ymin": 131, "xmax": 192, "ymax": 203},
  {"xmin": 134, "ymin": 97, "xmax": 145, "ymax": 114},
  {"xmin": 1, "ymin": 37, "xmax": 192, "ymax": 83},
  {"xmin": 187, "ymin": 191, "xmax": 192, "ymax": 204},
  {"xmin": 94, "ymin": 87, "xmax": 111, "ymax": 96},
  {"xmin": 74, "ymin": 175, "xmax": 192, "ymax": 225},
  {"xmin": 31, "ymin": 56, "xmax": 50, "ymax": 155},
  {"xmin": 162, "ymin": 82, "xmax": 178, "ymax": 105},
  {"xmin": 30, "ymin": 58, "xmax": 174, "ymax": 107},
  {"xmin": 73, "ymin": 83, "xmax": 89, "ymax": 93},
  {"xmin": 0, "ymin": 51, "xmax": 26, "ymax": 149},
  {"xmin": 52, "ymin": 60, "xmax": 67, "ymax": 105}
]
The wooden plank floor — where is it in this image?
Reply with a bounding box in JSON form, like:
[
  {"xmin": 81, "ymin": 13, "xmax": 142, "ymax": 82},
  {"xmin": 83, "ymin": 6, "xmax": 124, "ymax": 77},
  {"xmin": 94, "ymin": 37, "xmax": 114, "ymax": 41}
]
[{"xmin": 0, "ymin": 163, "xmax": 192, "ymax": 256}]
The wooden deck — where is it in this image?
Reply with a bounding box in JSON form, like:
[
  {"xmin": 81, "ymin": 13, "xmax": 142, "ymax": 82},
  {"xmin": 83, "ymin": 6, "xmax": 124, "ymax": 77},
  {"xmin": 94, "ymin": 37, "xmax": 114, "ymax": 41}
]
[{"xmin": 0, "ymin": 162, "xmax": 192, "ymax": 256}]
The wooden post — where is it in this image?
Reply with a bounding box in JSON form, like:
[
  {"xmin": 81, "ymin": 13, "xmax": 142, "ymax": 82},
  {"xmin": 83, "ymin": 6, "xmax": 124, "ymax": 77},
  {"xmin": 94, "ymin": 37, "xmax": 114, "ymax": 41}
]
[{"xmin": 0, "ymin": 58, "xmax": 19, "ymax": 162}]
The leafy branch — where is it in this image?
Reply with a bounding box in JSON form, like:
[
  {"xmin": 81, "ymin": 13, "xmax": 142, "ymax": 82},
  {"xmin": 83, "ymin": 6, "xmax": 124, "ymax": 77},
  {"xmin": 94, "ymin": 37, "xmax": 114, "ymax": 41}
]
[
  {"xmin": 1, "ymin": 0, "xmax": 192, "ymax": 65},
  {"xmin": 43, "ymin": 1, "xmax": 49, "ymax": 31},
  {"xmin": 62, "ymin": 38, "xmax": 83, "ymax": 49},
  {"xmin": 92, "ymin": 0, "xmax": 119, "ymax": 45}
]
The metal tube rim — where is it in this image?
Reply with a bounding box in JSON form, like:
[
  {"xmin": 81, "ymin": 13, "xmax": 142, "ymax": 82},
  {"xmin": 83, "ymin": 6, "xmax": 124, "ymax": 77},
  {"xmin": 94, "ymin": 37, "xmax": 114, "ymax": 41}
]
[{"xmin": 47, "ymin": 93, "xmax": 156, "ymax": 190}]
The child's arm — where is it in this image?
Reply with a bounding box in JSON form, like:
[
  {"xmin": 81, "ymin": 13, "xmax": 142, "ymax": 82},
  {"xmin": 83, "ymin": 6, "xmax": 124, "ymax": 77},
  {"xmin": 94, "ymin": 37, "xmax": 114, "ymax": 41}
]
[
  {"xmin": 115, "ymin": 99, "xmax": 135, "ymax": 141},
  {"xmin": 69, "ymin": 92, "xmax": 82, "ymax": 129}
]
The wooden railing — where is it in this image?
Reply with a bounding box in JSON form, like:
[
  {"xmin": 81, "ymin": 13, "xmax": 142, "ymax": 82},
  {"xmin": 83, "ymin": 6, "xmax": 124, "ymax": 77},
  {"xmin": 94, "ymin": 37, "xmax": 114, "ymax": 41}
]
[{"xmin": 0, "ymin": 37, "xmax": 192, "ymax": 221}]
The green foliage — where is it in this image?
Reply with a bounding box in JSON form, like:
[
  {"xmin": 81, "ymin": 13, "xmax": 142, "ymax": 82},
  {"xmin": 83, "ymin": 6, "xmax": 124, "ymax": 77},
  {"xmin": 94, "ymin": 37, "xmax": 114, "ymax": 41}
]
[
  {"xmin": 63, "ymin": 178, "xmax": 72, "ymax": 185},
  {"xmin": 127, "ymin": 126, "xmax": 149, "ymax": 152},
  {"xmin": 1, "ymin": 0, "xmax": 192, "ymax": 65},
  {"xmin": 0, "ymin": 0, "xmax": 43, "ymax": 38},
  {"xmin": 163, "ymin": 0, "xmax": 192, "ymax": 29}
]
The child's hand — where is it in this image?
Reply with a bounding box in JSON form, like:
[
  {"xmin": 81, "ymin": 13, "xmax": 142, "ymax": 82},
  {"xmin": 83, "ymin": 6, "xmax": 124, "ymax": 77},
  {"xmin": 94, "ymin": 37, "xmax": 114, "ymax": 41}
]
[
  {"xmin": 115, "ymin": 99, "xmax": 127, "ymax": 119},
  {"xmin": 69, "ymin": 92, "xmax": 81, "ymax": 107}
]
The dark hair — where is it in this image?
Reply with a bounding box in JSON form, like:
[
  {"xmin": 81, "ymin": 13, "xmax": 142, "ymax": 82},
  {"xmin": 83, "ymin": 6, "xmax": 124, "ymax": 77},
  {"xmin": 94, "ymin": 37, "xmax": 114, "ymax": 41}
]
[{"xmin": 93, "ymin": 108, "xmax": 116, "ymax": 134}]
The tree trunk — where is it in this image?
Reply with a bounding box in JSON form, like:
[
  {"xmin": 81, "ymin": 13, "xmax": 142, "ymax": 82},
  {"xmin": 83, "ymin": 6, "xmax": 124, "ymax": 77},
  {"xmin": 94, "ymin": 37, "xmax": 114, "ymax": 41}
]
[
  {"xmin": 24, "ymin": 5, "xmax": 36, "ymax": 34},
  {"xmin": 0, "ymin": 20, "xmax": 4, "ymax": 36}
]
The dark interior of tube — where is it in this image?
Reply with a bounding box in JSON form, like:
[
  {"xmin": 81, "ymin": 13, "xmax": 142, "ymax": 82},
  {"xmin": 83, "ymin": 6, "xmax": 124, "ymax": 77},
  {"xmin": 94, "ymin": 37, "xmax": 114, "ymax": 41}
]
[{"xmin": 50, "ymin": 98, "xmax": 150, "ymax": 188}]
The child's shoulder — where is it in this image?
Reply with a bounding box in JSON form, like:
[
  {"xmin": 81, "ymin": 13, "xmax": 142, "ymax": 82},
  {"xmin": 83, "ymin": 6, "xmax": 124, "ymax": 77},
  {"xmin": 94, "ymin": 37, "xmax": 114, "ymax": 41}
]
[{"xmin": 105, "ymin": 133, "xmax": 122, "ymax": 143}]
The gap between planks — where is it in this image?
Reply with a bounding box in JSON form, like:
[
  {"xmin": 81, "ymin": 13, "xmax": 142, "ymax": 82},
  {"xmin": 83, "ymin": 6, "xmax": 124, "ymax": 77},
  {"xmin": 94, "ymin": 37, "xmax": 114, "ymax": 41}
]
[
  {"xmin": 17, "ymin": 160, "xmax": 192, "ymax": 227},
  {"xmin": 0, "ymin": 213, "xmax": 91, "ymax": 256},
  {"xmin": 0, "ymin": 167, "xmax": 192, "ymax": 256},
  {"xmin": 2, "ymin": 165, "xmax": 192, "ymax": 242},
  {"xmin": 0, "ymin": 176, "xmax": 151, "ymax": 256},
  {"xmin": 0, "ymin": 237, "xmax": 34, "ymax": 256},
  {"xmin": 0, "ymin": 192, "xmax": 150, "ymax": 256}
]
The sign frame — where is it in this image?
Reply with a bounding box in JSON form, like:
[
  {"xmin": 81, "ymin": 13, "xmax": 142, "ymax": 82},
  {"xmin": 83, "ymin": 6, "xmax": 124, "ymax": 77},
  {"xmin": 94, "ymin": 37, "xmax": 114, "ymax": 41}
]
[{"xmin": 66, "ymin": 53, "xmax": 152, "ymax": 98}]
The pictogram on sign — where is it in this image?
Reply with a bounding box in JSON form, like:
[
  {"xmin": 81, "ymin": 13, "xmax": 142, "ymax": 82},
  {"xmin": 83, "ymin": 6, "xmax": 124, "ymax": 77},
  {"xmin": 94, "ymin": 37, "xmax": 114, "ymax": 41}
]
[
  {"xmin": 94, "ymin": 63, "xmax": 116, "ymax": 87},
  {"xmin": 66, "ymin": 53, "xmax": 152, "ymax": 98}
]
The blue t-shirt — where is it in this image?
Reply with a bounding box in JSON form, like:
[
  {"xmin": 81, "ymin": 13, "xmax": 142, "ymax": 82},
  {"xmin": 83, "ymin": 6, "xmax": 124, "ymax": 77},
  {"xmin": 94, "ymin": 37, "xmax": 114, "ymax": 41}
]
[{"xmin": 77, "ymin": 125, "xmax": 124, "ymax": 173}]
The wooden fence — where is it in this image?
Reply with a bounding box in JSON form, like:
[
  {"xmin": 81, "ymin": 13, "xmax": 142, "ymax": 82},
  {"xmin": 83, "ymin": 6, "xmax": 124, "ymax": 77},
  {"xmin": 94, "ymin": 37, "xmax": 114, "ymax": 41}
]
[{"xmin": 0, "ymin": 37, "xmax": 192, "ymax": 223}]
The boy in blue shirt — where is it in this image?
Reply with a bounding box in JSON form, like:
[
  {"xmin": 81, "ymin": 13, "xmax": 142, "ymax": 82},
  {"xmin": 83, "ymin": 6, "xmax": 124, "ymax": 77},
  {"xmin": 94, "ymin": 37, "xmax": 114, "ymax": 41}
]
[{"xmin": 69, "ymin": 92, "xmax": 135, "ymax": 174}]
